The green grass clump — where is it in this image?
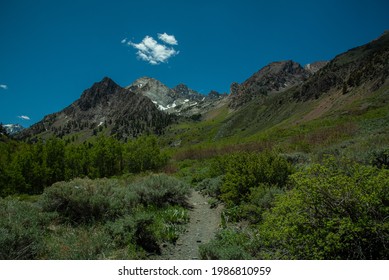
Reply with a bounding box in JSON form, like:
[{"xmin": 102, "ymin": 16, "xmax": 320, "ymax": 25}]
[
  {"xmin": 199, "ymin": 228, "xmax": 252, "ymax": 260},
  {"xmin": 41, "ymin": 225, "xmax": 114, "ymax": 259},
  {"xmin": 0, "ymin": 198, "xmax": 51, "ymax": 259}
]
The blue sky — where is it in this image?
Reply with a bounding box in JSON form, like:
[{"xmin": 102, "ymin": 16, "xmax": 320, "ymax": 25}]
[{"xmin": 0, "ymin": 0, "xmax": 388, "ymax": 126}]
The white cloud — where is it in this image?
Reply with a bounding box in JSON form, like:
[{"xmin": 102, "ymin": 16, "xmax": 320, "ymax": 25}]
[
  {"xmin": 18, "ymin": 115, "xmax": 30, "ymax": 120},
  {"xmin": 121, "ymin": 38, "xmax": 127, "ymax": 44},
  {"xmin": 127, "ymin": 34, "xmax": 179, "ymax": 65},
  {"xmin": 158, "ymin": 33, "xmax": 178, "ymax": 45},
  {"xmin": 0, "ymin": 84, "xmax": 8, "ymax": 90}
]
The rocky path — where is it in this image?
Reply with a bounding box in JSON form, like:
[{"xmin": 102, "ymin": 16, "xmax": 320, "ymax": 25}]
[{"xmin": 157, "ymin": 190, "xmax": 223, "ymax": 260}]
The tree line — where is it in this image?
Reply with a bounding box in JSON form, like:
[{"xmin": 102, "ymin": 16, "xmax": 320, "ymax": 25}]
[{"xmin": 0, "ymin": 134, "xmax": 168, "ymax": 196}]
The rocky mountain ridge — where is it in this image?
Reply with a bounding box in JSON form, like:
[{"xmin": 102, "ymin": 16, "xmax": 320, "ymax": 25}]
[
  {"xmin": 298, "ymin": 31, "xmax": 389, "ymax": 101},
  {"xmin": 13, "ymin": 31, "xmax": 389, "ymax": 142},
  {"xmin": 229, "ymin": 60, "xmax": 314, "ymax": 108},
  {"xmin": 2, "ymin": 124, "xmax": 24, "ymax": 135},
  {"xmin": 127, "ymin": 77, "xmax": 226, "ymax": 116},
  {"xmin": 17, "ymin": 77, "xmax": 176, "ymax": 140}
]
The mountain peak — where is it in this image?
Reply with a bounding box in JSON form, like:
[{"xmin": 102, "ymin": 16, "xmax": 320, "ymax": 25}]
[
  {"xmin": 76, "ymin": 77, "xmax": 122, "ymax": 111},
  {"xmin": 260, "ymin": 60, "xmax": 304, "ymax": 75},
  {"xmin": 94, "ymin": 76, "xmax": 119, "ymax": 90},
  {"xmin": 3, "ymin": 124, "xmax": 24, "ymax": 135},
  {"xmin": 229, "ymin": 60, "xmax": 310, "ymax": 108}
]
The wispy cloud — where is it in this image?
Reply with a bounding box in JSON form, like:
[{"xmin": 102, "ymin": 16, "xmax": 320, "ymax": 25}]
[
  {"xmin": 158, "ymin": 33, "xmax": 178, "ymax": 45},
  {"xmin": 18, "ymin": 115, "xmax": 30, "ymax": 120},
  {"xmin": 127, "ymin": 33, "xmax": 179, "ymax": 65},
  {"xmin": 0, "ymin": 84, "xmax": 8, "ymax": 90},
  {"xmin": 121, "ymin": 38, "xmax": 127, "ymax": 44}
]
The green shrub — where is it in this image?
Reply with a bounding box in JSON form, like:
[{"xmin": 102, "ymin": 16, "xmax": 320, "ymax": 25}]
[
  {"xmin": 105, "ymin": 216, "xmax": 137, "ymax": 248},
  {"xmin": 0, "ymin": 198, "xmax": 50, "ymax": 259},
  {"xmin": 104, "ymin": 211, "xmax": 161, "ymax": 255},
  {"xmin": 216, "ymin": 152, "xmax": 292, "ymax": 206},
  {"xmin": 240, "ymin": 184, "xmax": 285, "ymax": 224},
  {"xmin": 131, "ymin": 174, "xmax": 190, "ymax": 207},
  {"xmin": 256, "ymin": 157, "xmax": 389, "ymax": 259},
  {"xmin": 40, "ymin": 178, "xmax": 139, "ymax": 224},
  {"xmin": 199, "ymin": 228, "xmax": 252, "ymax": 260},
  {"xmin": 195, "ymin": 175, "xmax": 224, "ymax": 197}
]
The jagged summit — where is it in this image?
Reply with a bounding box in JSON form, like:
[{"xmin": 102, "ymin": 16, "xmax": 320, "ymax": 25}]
[
  {"xmin": 126, "ymin": 77, "xmax": 226, "ymax": 116},
  {"xmin": 17, "ymin": 76, "xmax": 175, "ymax": 140},
  {"xmin": 76, "ymin": 77, "xmax": 123, "ymax": 111},
  {"xmin": 2, "ymin": 124, "xmax": 24, "ymax": 135}
]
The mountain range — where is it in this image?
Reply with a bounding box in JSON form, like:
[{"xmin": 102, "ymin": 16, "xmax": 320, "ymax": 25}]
[
  {"xmin": 14, "ymin": 31, "xmax": 389, "ymax": 149},
  {"xmin": 2, "ymin": 124, "xmax": 24, "ymax": 135}
]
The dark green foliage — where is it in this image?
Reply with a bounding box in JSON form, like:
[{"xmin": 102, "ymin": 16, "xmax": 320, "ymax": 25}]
[
  {"xmin": 0, "ymin": 135, "xmax": 169, "ymax": 197},
  {"xmin": 256, "ymin": 158, "xmax": 389, "ymax": 259},
  {"xmin": 124, "ymin": 136, "xmax": 169, "ymax": 174},
  {"xmin": 371, "ymin": 148, "xmax": 389, "ymax": 169},
  {"xmin": 88, "ymin": 136, "xmax": 123, "ymax": 178},
  {"xmin": 131, "ymin": 174, "xmax": 190, "ymax": 208},
  {"xmin": 133, "ymin": 212, "xmax": 161, "ymax": 254},
  {"xmin": 0, "ymin": 198, "xmax": 51, "ymax": 259}
]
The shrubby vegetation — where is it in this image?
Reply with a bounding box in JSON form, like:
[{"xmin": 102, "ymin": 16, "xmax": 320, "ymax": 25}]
[
  {"xmin": 0, "ymin": 198, "xmax": 52, "ymax": 259},
  {"xmin": 203, "ymin": 151, "xmax": 292, "ymax": 222},
  {"xmin": 2, "ymin": 127, "xmax": 388, "ymax": 260},
  {"xmin": 255, "ymin": 158, "xmax": 389, "ymax": 259},
  {"xmin": 0, "ymin": 174, "xmax": 190, "ymax": 259},
  {"xmin": 200, "ymin": 156, "xmax": 389, "ymax": 260}
]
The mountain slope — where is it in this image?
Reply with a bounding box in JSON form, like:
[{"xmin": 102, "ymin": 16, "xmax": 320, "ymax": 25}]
[
  {"xmin": 298, "ymin": 31, "xmax": 389, "ymax": 101},
  {"xmin": 229, "ymin": 60, "xmax": 311, "ymax": 108},
  {"xmin": 18, "ymin": 77, "xmax": 175, "ymax": 140},
  {"xmin": 165, "ymin": 32, "xmax": 389, "ymax": 160}
]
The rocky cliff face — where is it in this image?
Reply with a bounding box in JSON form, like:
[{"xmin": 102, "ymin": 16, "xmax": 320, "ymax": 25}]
[
  {"xmin": 298, "ymin": 31, "xmax": 389, "ymax": 101},
  {"xmin": 229, "ymin": 60, "xmax": 310, "ymax": 108},
  {"xmin": 304, "ymin": 61, "xmax": 329, "ymax": 74}
]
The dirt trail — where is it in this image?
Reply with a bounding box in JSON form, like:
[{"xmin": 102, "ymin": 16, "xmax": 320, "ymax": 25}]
[{"xmin": 157, "ymin": 190, "xmax": 223, "ymax": 260}]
